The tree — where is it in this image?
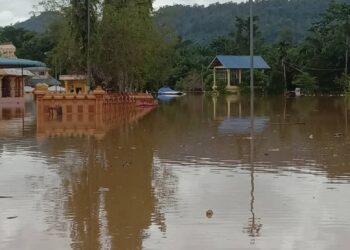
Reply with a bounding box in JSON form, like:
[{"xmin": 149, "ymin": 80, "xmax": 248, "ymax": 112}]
[
  {"xmin": 95, "ymin": 0, "xmax": 171, "ymax": 90},
  {"xmin": 292, "ymin": 72, "xmax": 317, "ymax": 94},
  {"xmin": 299, "ymin": 1, "xmax": 350, "ymax": 91},
  {"xmin": 234, "ymin": 16, "xmax": 263, "ymax": 54}
]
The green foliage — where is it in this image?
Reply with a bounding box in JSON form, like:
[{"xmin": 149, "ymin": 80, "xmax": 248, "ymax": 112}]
[
  {"xmin": 175, "ymin": 71, "xmax": 203, "ymax": 91},
  {"xmin": 155, "ymin": 0, "xmax": 350, "ymax": 44},
  {"xmin": 95, "ymin": 1, "xmax": 165, "ymax": 90},
  {"xmin": 0, "ymin": 26, "xmax": 54, "ymax": 62},
  {"xmin": 335, "ymin": 73, "xmax": 350, "ymax": 93},
  {"xmin": 5, "ymin": 0, "xmax": 350, "ymax": 95},
  {"xmin": 292, "ymin": 72, "xmax": 317, "ymax": 94}
]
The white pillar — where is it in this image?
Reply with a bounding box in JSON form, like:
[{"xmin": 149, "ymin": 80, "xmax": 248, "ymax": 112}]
[
  {"xmin": 227, "ymin": 69, "xmax": 231, "ymax": 87},
  {"xmin": 213, "ymin": 68, "xmax": 217, "ymax": 90},
  {"xmin": 227, "ymin": 99, "xmax": 231, "ymax": 118},
  {"xmin": 213, "ymin": 96, "xmax": 217, "ymax": 120},
  {"xmin": 239, "ymin": 102, "xmax": 242, "ymax": 118}
]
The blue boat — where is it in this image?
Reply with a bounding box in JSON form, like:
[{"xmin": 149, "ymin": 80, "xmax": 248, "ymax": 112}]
[{"xmin": 158, "ymin": 87, "xmax": 183, "ymax": 96}]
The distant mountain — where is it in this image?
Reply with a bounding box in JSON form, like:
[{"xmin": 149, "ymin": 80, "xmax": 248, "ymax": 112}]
[
  {"xmin": 13, "ymin": 0, "xmax": 350, "ymax": 44},
  {"xmin": 14, "ymin": 11, "xmax": 60, "ymax": 33},
  {"xmin": 155, "ymin": 0, "xmax": 350, "ymax": 44}
]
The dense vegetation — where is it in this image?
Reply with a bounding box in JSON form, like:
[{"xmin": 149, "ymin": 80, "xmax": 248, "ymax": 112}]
[
  {"xmin": 1, "ymin": 0, "xmax": 350, "ymax": 94},
  {"xmin": 0, "ymin": 26, "xmax": 55, "ymax": 62},
  {"xmin": 156, "ymin": 0, "xmax": 350, "ymax": 44},
  {"xmin": 14, "ymin": 0, "xmax": 350, "ymax": 45}
]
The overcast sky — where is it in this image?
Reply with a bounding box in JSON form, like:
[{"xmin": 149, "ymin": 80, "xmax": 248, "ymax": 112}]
[{"xmin": 0, "ymin": 0, "xmax": 242, "ymax": 27}]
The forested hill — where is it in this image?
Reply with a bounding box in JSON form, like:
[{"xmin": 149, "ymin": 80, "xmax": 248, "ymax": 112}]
[
  {"xmin": 14, "ymin": 11, "xmax": 60, "ymax": 33},
  {"xmin": 11, "ymin": 0, "xmax": 350, "ymax": 44},
  {"xmin": 155, "ymin": 0, "xmax": 350, "ymax": 44}
]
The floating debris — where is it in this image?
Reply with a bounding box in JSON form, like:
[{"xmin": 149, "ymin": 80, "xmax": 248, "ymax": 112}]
[
  {"xmin": 334, "ymin": 133, "xmax": 343, "ymax": 138},
  {"xmin": 206, "ymin": 209, "xmax": 214, "ymax": 218},
  {"xmin": 0, "ymin": 196, "xmax": 13, "ymax": 199},
  {"xmin": 99, "ymin": 187, "xmax": 110, "ymax": 192},
  {"xmin": 243, "ymin": 136, "xmax": 253, "ymax": 140},
  {"xmin": 6, "ymin": 216, "xmax": 18, "ymax": 220},
  {"xmin": 309, "ymin": 134, "xmax": 314, "ymax": 139},
  {"xmin": 268, "ymin": 148, "xmax": 280, "ymax": 152},
  {"xmin": 123, "ymin": 161, "xmax": 132, "ymax": 168}
]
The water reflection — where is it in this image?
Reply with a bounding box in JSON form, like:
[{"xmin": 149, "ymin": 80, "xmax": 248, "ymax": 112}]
[
  {"xmin": 36, "ymin": 105, "xmax": 155, "ymax": 140},
  {"xmin": 157, "ymin": 96, "xmax": 350, "ymax": 179},
  {"xmin": 2, "ymin": 95, "xmax": 350, "ymax": 249},
  {"xmin": 243, "ymin": 93, "xmax": 263, "ymax": 244},
  {"xmin": 37, "ymin": 106, "xmax": 158, "ymax": 249}
]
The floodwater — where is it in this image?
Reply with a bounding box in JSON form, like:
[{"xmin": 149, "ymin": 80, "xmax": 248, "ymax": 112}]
[{"xmin": 1, "ymin": 95, "xmax": 350, "ymax": 250}]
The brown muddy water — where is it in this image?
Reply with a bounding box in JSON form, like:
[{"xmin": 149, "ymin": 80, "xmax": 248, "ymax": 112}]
[{"xmin": 1, "ymin": 95, "xmax": 350, "ymax": 250}]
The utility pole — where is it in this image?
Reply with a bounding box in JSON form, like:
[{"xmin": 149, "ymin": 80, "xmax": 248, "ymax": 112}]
[
  {"xmin": 282, "ymin": 58, "xmax": 287, "ymax": 93},
  {"xmin": 249, "ymin": 0, "xmax": 254, "ymax": 120},
  {"xmin": 345, "ymin": 36, "xmax": 348, "ymax": 76},
  {"xmin": 87, "ymin": 0, "xmax": 91, "ymax": 88}
]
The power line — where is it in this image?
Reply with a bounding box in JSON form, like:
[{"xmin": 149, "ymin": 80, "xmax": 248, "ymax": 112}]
[{"xmin": 285, "ymin": 61, "xmax": 344, "ymax": 72}]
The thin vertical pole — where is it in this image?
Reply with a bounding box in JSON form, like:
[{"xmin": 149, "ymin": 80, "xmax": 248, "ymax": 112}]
[
  {"xmin": 250, "ymin": 0, "xmax": 254, "ymax": 118},
  {"xmin": 283, "ymin": 59, "xmax": 287, "ymax": 93},
  {"xmin": 21, "ymin": 67, "xmax": 24, "ymax": 97},
  {"xmin": 345, "ymin": 36, "xmax": 348, "ymax": 76},
  {"xmin": 249, "ymin": 0, "xmax": 255, "ymax": 231},
  {"xmin": 249, "ymin": 0, "xmax": 254, "ymax": 144},
  {"xmin": 87, "ymin": 0, "xmax": 91, "ymax": 88}
]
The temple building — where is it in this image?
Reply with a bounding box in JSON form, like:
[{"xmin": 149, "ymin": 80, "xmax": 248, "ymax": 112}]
[
  {"xmin": 0, "ymin": 68, "xmax": 33, "ymax": 103},
  {"xmin": 59, "ymin": 75, "xmax": 89, "ymax": 94},
  {"xmin": 0, "ymin": 57, "xmax": 46, "ymax": 104},
  {"xmin": 26, "ymin": 67, "xmax": 61, "ymax": 87},
  {"xmin": 0, "ymin": 43, "xmax": 17, "ymax": 58}
]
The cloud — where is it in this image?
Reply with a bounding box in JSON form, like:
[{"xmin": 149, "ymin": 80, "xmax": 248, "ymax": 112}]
[
  {"xmin": 0, "ymin": 0, "xmax": 240, "ymax": 27},
  {"xmin": 0, "ymin": 10, "xmax": 27, "ymax": 26},
  {"xmin": 0, "ymin": 0, "xmax": 39, "ymax": 27},
  {"xmin": 154, "ymin": 0, "xmax": 237, "ymax": 8}
]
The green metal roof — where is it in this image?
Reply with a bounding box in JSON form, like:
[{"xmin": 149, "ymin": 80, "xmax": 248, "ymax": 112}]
[
  {"xmin": 0, "ymin": 57, "xmax": 46, "ymax": 68},
  {"xmin": 209, "ymin": 55, "xmax": 270, "ymax": 69},
  {"xmin": 26, "ymin": 76, "xmax": 61, "ymax": 87}
]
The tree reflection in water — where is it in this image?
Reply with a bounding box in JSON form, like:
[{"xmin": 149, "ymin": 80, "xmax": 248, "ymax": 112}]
[{"xmin": 36, "ymin": 105, "xmax": 164, "ymax": 250}]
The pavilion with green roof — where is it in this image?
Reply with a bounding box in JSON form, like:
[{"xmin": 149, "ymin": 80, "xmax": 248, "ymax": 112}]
[
  {"xmin": 0, "ymin": 57, "xmax": 46, "ymax": 103},
  {"xmin": 208, "ymin": 55, "xmax": 270, "ymax": 92}
]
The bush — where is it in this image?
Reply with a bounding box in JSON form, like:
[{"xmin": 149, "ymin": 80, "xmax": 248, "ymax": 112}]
[
  {"xmin": 335, "ymin": 73, "xmax": 350, "ymax": 94},
  {"xmin": 292, "ymin": 72, "xmax": 316, "ymax": 94}
]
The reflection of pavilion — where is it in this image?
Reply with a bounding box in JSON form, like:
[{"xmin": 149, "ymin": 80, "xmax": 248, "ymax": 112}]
[{"xmin": 213, "ymin": 95, "xmax": 269, "ymax": 135}]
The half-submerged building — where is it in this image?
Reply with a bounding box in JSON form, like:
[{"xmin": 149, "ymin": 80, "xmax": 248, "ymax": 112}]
[
  {"xmin": 208, "ymin": 55, "xmax": 270, "ymax": 93},
  {"xmin": 0, "ymin": 57, "xmax": 46, "ymax": 105}
]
